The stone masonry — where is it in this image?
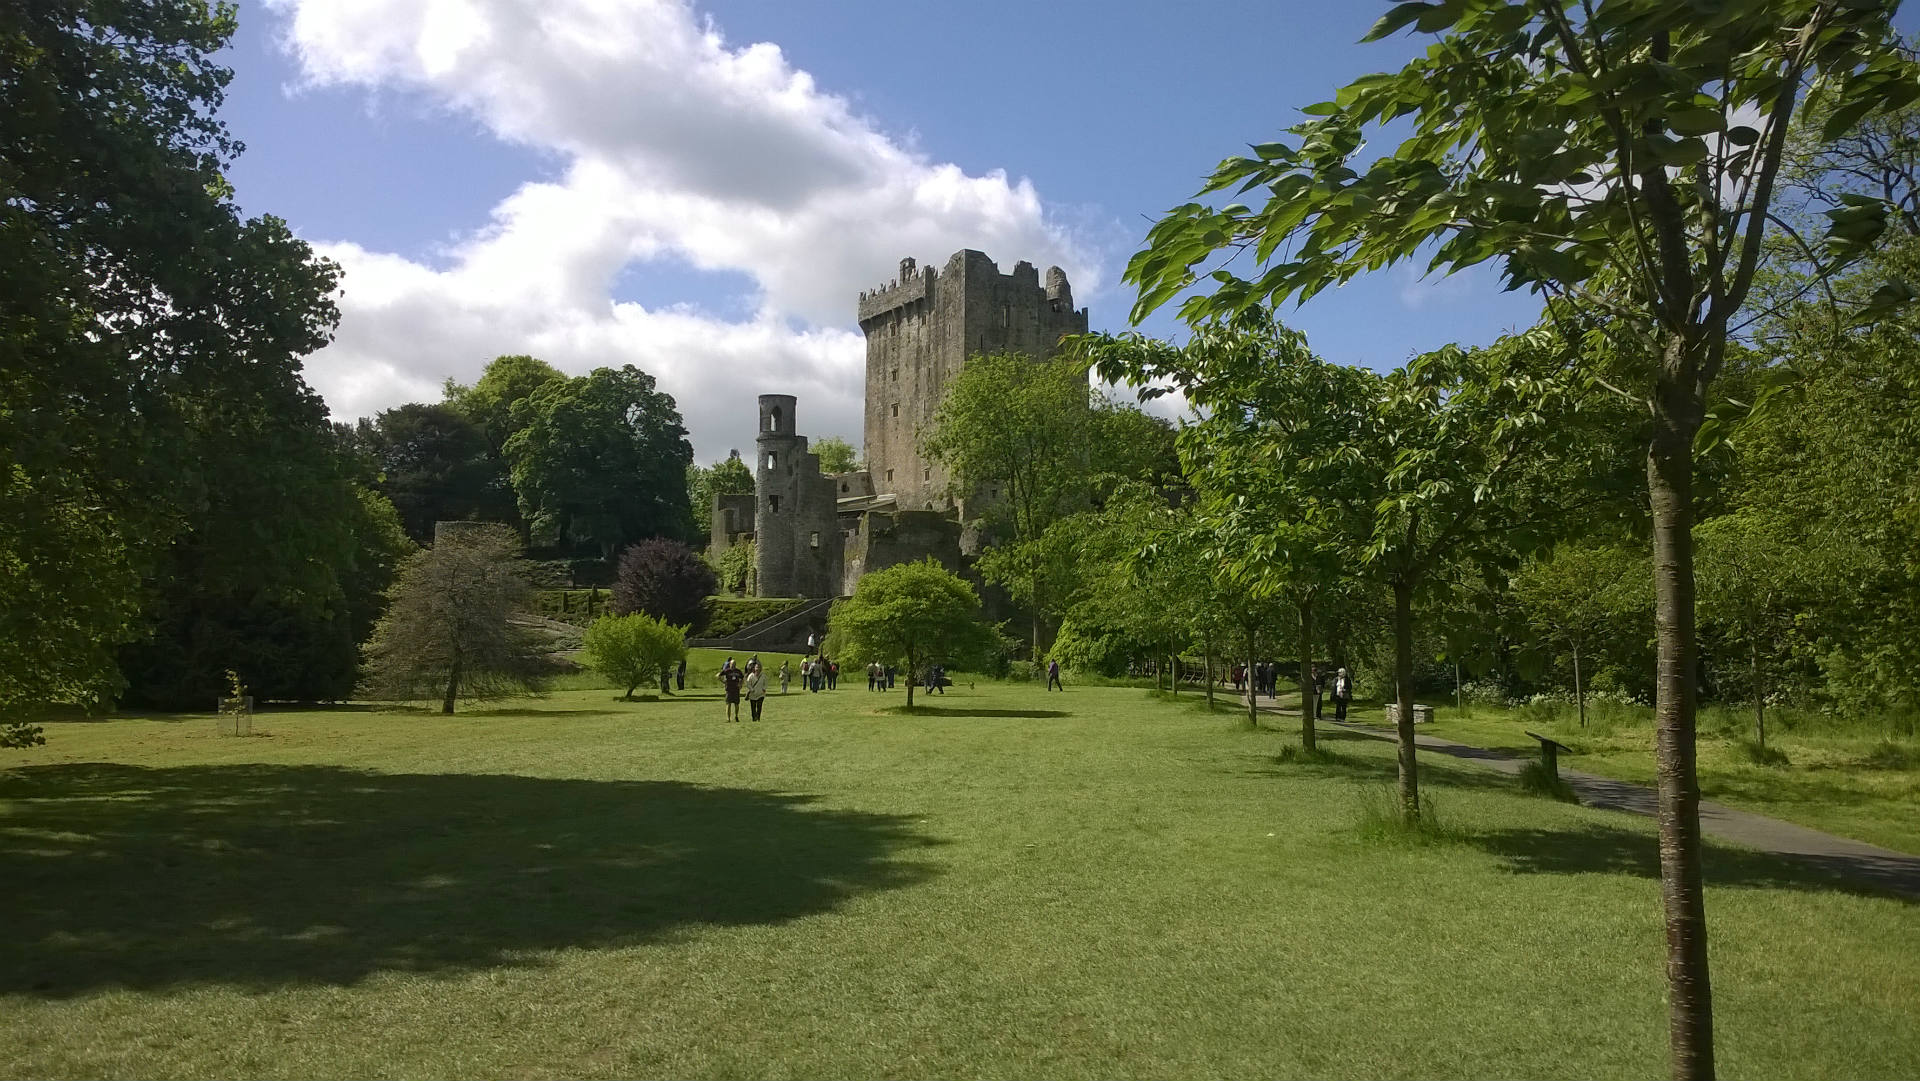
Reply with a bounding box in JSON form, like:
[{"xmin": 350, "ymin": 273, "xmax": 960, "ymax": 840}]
[
  {"xmin": 857, "ymin": 250, "xmax": 1088, "ymax": 512},
  {"xmin": 751, "ymin": 394, "xmax": 843, "ymax": 598}
]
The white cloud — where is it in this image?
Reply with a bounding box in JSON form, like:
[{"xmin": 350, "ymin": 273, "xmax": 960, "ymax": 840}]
[{"xmin": 268, "ymin": 0, "xmax": 1096, "ymax": 459}]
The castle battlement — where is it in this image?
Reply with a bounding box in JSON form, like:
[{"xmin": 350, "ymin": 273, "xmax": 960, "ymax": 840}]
[{"xmin": 857, "ymin": 256, "xmax": 935, "ymax": 323}]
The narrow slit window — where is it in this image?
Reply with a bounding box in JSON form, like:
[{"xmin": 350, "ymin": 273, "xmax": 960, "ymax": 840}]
[
  {"xmin": 809, "ymin": 532, "xmax": 820, "ymax": 549},
  {"xmin": 769, "ymin": 495, "xmax": 780, "ymax": 514}
]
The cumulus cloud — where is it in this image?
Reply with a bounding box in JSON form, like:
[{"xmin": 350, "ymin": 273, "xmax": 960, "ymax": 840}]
[{"xmin": 268, "ymin": 0, "xmax": 1096, "ymax": 459}]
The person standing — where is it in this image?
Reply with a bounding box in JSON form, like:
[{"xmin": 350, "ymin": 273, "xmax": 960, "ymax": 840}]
[
  {"xmin": 827, "ymin": 658, "xmax": 839, "ymax": 690},
  {"xmin": 718, "ymin": 659, "xmax": 745, "ymax": 721},
  {"xmin": 779, "ymin": 660, "xmax": 791, "ymax": 694},
  {"xmin": 675, "ymin": 657, "xmax": 686, "ymax": 692},
  {"xmin": 744, "ymin": 663, "xmax": 767, "ymax": 721},
  {"xmin": 1332, "ymin": 666, "xmax": 1353, "ymax": 722},
  {"xmin": 1046, "ymin": 658, "xmax": 1063, "ymax": 692}
]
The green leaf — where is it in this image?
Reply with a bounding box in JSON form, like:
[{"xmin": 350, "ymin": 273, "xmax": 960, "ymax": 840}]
[
  {"xmin": 1665, "ymin": 106, "xmax": 1724, "ymax": 136},
  {"xmin": 1724, "ymin": 125, "xmax": 1759, "ymax": 146},
  {"xmin": 1362, "ymin": 2, "xmax": 1436, "ymax": 42}
]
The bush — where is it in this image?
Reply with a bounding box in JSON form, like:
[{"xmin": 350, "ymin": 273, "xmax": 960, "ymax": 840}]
[
  {"xmin": 612, "ymin": 539, "xmax": 716, "ymax": 635},
  {"xmin": 1516, "ymin": 761, "xmax": 1578, "ymax": 801},
  {"xmin": 582, "ymin": 613, "xmax": 688, "ymax": 699},
  {"xmin": 2, "ymin": 721, "xmax": 47, "ymax": 749},
  {"xmin": 703, "ymin": 597, "xmax": 804, "ymax": 638}
]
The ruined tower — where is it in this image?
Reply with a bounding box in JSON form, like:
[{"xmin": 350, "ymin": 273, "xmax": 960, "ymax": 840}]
[
  {"xmin": 752, "ymin": 395, "xmax": 842, "ymax": 598},
  {"xmin": 856, "ymin": 250, "xmax": 1089, "ymax": 511}
]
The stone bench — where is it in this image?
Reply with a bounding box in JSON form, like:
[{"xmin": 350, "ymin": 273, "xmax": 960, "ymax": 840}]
[{"xmin": 1384, "ymin": 703, "xmax": 1433, "ymax": 726}]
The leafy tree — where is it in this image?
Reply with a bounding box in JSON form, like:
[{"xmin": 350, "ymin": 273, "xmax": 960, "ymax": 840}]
[
  {"xmin": 352, "ymin": 403, "xmax": 516, "ymax": 544},
  {"xmin": 714, "ymin": 539, "xmax": 758, "ymax": 596},
  {"xmin": 1118, "ymin": 7, "xmax": 1912, "ymax": 1071},
  {"xmin": 923, "ymin": 351, "xmax": 1099, "ymax": 651},
  {"xmin": 1513, "ymin": 541, "xmax": 1648, "ymax": 727},
  {"xmin": 826, "ymin": 559, "xmax": 1002, "ymax": 709},
  {"xmin": 611, "ymin": 538, "xmax": 717, "ymax": 635},
  {"xmin": 446, "ymin": 354, "xmax": 567, "ymax": 454},
  {"xmin": 1, "ymin": 0, "xmax": 340, "ymax": 711},
  {"xmin": 582, "ymin": 613, "xmax": 689, "ymax": 700},
  {"xmin": 1694, "ymin": 512, "xmax": 1829, "ymax": 747},
  {"xmin": 688, "ymin": 451, "xmax": 755, "ymax": 539},
  {"xmin": 505, "ymin": 365, "xmax": 696, "ymax": 555},
  {"xmin": 359, "ymin": 524, "xmax": 548, "ymax": 713},
  {"xmin": 811, "ymin": 436, "xmax": 862, "ymax": 474}
]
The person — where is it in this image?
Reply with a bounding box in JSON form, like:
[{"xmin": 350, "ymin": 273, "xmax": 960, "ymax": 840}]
[
  {"xmin": 885, "ymin": 664, "xmax": 895, "ymax": 689},
  {"xmin": 1332, "ymin": 666, "xmax": 1353, "ymax": 722},
  {"xmin": 779, "ymin": 660, "xmax": 791, "ymax": 694},
  {"xmin": 1312, "ymin": 666, "xmax": 1326, "ymax": 720},
  {"xmin": 1046, "ymin": 658, "xmax": 1063, "ymax": 692},
  {"xmin": 744, "ymin": 662, "xmax": 767, "ymax": 721},
  {"xmin": 675, "ymin": 657, "xmax": 686, "ymax": 691},
  {"xmin": 930, "ymin": 663, "xmax": 946, "ymax": 695},
  {"xmin": 826, "ymin": 658, "xmax": 839, "ymax": 690},
  {"xmin": 718, "ymin": 658, "xmax": 745, "ymax": 721}
]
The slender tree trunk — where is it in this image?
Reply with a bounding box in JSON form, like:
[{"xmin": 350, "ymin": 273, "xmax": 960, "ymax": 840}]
[
  {"xmin": 1649, "ymin": 367, "xmax": 1714, "ymax": 1081},
  {"xmin": 1454, "ymin": 661, "xmax": 1462, "ymax": 714},
  {"xmin": 905, "ymin": 653, "xmax": 916, "ymax": 710},
  {"xmin": 1170, "ymin": 649, "xmax": 1179, "ymax": 696},
  {"xmin": 1298, "ymin": 596, "xmax": 1316, "ymax": 754},
  {"xmin": 1574, "ymin": 639, "xmax": 1587, "ymax": 729},
  {"xmin": 1245, "ymin": 629, "xmax": 1258, "ymax": 730},
  {"xmin": 1205, "ymin": 632, "xmax": 1215, "ymax": 711},
  {"xmin": 1751, "ymin": 640, "xmax": 1765, "ymax": 749},
  {"xmin": 442, "ymin": 654, "xmax": 462, "ymax": 715},
  {"xmin": 1392, "ymin": 580, "xmax": 1419, "ymax": 817}
]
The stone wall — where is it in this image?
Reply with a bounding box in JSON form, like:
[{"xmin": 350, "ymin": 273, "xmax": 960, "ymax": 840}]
[
  {"xmin": 841, "ymin": 509, "xmax": 965, "ymax": 586},
  {"xmin": 751, "ymin": 394, "xmax": 843, "ymax": 598},
  {"xmin": 857, "ymin": 249, "xmax": 1089, "ymax": 513}
]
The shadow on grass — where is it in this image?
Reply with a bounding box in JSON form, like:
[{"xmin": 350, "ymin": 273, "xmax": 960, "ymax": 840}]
[
  {"xmin": 877, "ymin": 706, "xmax": 1071, "ymax": 719},
  {"xmin": 1467, "ymin": 822, "xmax": 1914, "ymax": 901},
  {"xmin": 1240, "ymin": 740, "xmax": 1521, "ymax": 795},
  {"xmin": 0, "ymin": 764, "xmax": 942, "ymax": 995}
]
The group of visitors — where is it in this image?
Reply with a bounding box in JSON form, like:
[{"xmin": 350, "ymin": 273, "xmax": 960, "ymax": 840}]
[
  {"xmin": 866, "ymin": 662, "xmax": 898, "ymax": 690},
  {"xmin": 715, "ymin": 657, "xmax": 767, "ymax": 722},
  {"xmin": 799, "ymin": 656, "xmax": 837, "ymax": 692},
  {"xmin": 1232, "ymin": 661, "xmax": 1283, "ymax": 698}
]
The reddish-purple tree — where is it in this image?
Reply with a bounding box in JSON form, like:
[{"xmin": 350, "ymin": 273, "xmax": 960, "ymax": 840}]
[{"xmin": 612, "ymin": 538, "xmax": 716, "ymax": 636}]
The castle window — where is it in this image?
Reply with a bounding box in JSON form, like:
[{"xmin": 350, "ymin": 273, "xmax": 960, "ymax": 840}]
[
  {"xmin": 886, "ymin": 469, "xmax": 894, "ymax": 482},
  {"xmin": 924, "ymin": 468, "xmax": 931, "ymax": 482},
  {"xmin": 840, "ymin": 483, "xmax": 849, "ymax": 493},
  {"xmin": 769, "ymin": 495, "xmax": 780, "ymax": 514},
  {"xmin": 765, "ymin": 451, "xmax": 777, "ymax": 470},
  {"xmin": 809, "ymin": 532, "xmax": 820, "ymax": 549},
  {"xmin": 890, "ymin": 368, "xmax": 898, "ymax": 382},
  {"xmin": 767, "ymin": 406, "xmax": 782, "ymax": 431},
  {"xmin": 890, "ymin": 403, "xmax": 899, "ymax": 418}
]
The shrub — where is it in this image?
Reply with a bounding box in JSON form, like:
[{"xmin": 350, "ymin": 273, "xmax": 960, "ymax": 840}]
[
  {"xmin": 2, "ymin": 722, "xmax": 46, "ymax": 749},
  {"xmin": 612, "ymin": 539, "xmax": 716, "ymax": 635},
  {"xmin": 582, "ymin": 613, "xmax": 688, "ymax": 699},
  {"xmin": 1517, "ymin": 761, "xmax": 1578, "ymax": 802}
]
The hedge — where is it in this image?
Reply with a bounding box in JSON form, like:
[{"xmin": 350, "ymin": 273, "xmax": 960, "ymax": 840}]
[{"xmin": 532, "ymin": 592, "xmax": 805, "ymax": 636}]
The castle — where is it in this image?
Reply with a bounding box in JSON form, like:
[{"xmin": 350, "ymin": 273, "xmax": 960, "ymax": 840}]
[{"xmin": 710, "ymin": 249, "xmax": 1088, "ymax": 597}]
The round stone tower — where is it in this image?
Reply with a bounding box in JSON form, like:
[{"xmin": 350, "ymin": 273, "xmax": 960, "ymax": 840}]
[{"xmin": 754, "ymin": 394, "xmax": 801, "ymax": 597}]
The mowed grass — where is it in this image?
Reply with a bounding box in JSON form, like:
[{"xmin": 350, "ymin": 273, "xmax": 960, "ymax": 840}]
[
  {"xmin": 3, "ymin": 683, "xmax": 1918, "ymax": 1080},
  {"xmin": 1402, "ymin": 704, "xmax": 1920, "ymax": 854}
]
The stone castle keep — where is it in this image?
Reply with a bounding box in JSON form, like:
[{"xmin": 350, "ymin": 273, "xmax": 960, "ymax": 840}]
[{"xmin": 710, "ymin": 249, "xmax": 1089, "ymax": 597}]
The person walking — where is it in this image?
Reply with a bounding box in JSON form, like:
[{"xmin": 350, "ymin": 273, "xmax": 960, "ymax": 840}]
[
  {"xmin": 779, "ymin": 660, "xmax": 790, "ymax": 694},
  {"xmin": 1332, "ymin": 666, "xmax": 1353, "ymax": 722},
  {"xmin": 1046, "ymin": 658, "xmax": 1063, "ymax": 692},
  {"xmin": 718, "ymin": 659, "xmax": 745, "ymax": 721},
  {"xmin": 826, "ymin": 658, "xmax": 839, "ymax": 691},
  {"xmin": 744, "ymin": 663, "xmax": 767, "ymax": 721}
]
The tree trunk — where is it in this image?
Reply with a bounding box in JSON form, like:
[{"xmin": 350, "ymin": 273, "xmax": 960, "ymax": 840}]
[
  {"xmin": 1454, "ymin": 661, "xmax": 1462, "ymax": 714},
  {"xmin": 1751, "ymin": 640, "xmax": 1765, "ymax": 749},
  {"xmin": 1649, "ymin": 369, "xmax": 1715, "ymax": 1081},
  {"xmin": 1205, "ymin": 632, "xmax": 1215, "ymax": 711},
  {"xmin": 1392, "ymin": 579, "xmax": 1419, "ymax": 818},
  {"xmin": 1245, "ymin": 629, "xmax": 1258, "ymax": 730},
  {"xmin": 442, "ymin": 655, "xmax": 462, "ymax": 715},
  {"xmin": 1574, "ymin": 639, "xmax": 1586, "ymax": 729},
  {"xmin": 905, "ymin": 655, "xmax": 916, "ymax": 710},
  {"xmin": 1170, "ymin": 650, "xmax": 1179, "ymax": 696},
  {"xmin": 1298, "ymin": 596, "xmax": 1317, "ymax": 754}
]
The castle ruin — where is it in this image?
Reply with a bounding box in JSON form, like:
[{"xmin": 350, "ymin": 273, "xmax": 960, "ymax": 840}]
[{"xmin": 711, "ymin": 249, "xmax": 1089, "ymax": 598}]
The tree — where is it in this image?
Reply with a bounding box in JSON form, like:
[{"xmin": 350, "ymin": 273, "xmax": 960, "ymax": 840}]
[
  {"xmin": 688, "ymin": 451, "xmax": 755, "ymax": 539},
  {"xmin": 611, "ymin": 538, "xmax": 717, "ymax": 636},
  {"xmin": 1, "ymin": 1, "xmax": 341, "ymax": 711},
  {"xmin": 360, "ymin": 524, "xmax": 548, "ymax": 713},
  {"xmin": 446, "ymin": 354, "xmax": 567, "ymax": 454},
  {"xmin": 1118, "ymin": 8, "xmax": 1911, "ymax": 1073},
  {"xmin": 827, "ymin": 559, "xmax": 1003, "ymax": 709},
  {"xmin": 1694, "ymin": 512, "xmax": 1828, "ymax": 747},
  {"xmin": 1514, "ymin": 541, "xmax": 1647, "ymax": 727},
  {"xmin": 811, "ymin": 436, "xmax": 862, "ymax": 474},
  {"xmin": 582, "ymin": 613, "xmax": 688, "ymax": 700},
  {"xmin": 922, "ymin": 351, "xmax": 1098, "ymax": 652},
  {"xmin": 352, "ymin": 403, "xmax": 516, "ymax": 544},
  {"xmin": 714, "ymin": 539, "xmax": 758, "ymax": 596},
  {"xmin": 505, "ymin": 365, "xmax": 696, "ymax": 555}
]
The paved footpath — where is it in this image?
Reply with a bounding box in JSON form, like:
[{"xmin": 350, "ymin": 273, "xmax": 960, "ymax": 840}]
[{"xmin": 1251, "ymin": 697, "xmax": 1920, "ymax": 900}]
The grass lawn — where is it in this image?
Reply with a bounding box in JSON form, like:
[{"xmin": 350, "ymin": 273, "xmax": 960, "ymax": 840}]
[
  {"xmin": 3, "ymin": 681, "xmax": 1917, "ymax": 1079},
  {"xmin": 1378, "ymin": 701, "xmax": 1920, "ymax": 854}
]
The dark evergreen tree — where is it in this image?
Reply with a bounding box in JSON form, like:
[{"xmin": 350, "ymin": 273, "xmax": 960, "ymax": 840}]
[{"xmin": 612, "ymin": 538, "xmax": 717, "ymax": 636}]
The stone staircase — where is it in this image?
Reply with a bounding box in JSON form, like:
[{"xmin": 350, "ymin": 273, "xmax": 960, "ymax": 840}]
[{"xmin": 690, "ymin": 596, "xmax": 837, "ymax": 654}]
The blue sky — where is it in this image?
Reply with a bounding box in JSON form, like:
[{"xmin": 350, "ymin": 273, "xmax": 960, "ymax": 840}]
[{"xmin": 219, "ymin": 2, "xmax": 1901, "ymax": 463}]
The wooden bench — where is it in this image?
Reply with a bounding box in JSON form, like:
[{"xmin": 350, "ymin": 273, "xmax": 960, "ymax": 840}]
[{"xmin": 1525, "ymin": 731, "xmax": 1574, "ymax": 782}]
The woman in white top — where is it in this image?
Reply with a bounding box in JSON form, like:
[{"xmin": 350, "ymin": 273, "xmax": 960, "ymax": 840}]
[{"xmin": 744, "ymin": 665, "xmax": 768, "ymax": 721}]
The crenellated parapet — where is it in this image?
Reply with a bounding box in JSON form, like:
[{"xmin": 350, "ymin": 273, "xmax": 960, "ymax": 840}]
[{"xmin": 857, "ymin": 260, "xmax": 936, "ymax": 323}]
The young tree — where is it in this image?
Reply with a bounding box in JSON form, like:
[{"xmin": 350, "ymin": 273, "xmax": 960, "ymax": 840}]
[
  {"xmin": 1118, "ymin": 8, "xmax": 1911, "ymax": 1072},
  {"xmin": 582, "ymin": 613, "xmax": 689, "ymax": 700},
  {"xmin": 1514, "ymin": 541, "xmax": 1647, "ymax": 727},
  {"xmin": 1694, "ymin": 512, "xmax": 1825, "ymax": 747},
  {"xmin": 827, "ymin": 559, "xmax": 1003, "ymax": 709},
  {"xmin": 612, "ymin": 538, "xmax": 717, "ymax": 635},
  {"xmin": 505, "ymin": 365, "xmax": 696, "ymax": 555},
  {"xmin": 360, "ymin": 525, "xmax": 549, "ymax": 713}
]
